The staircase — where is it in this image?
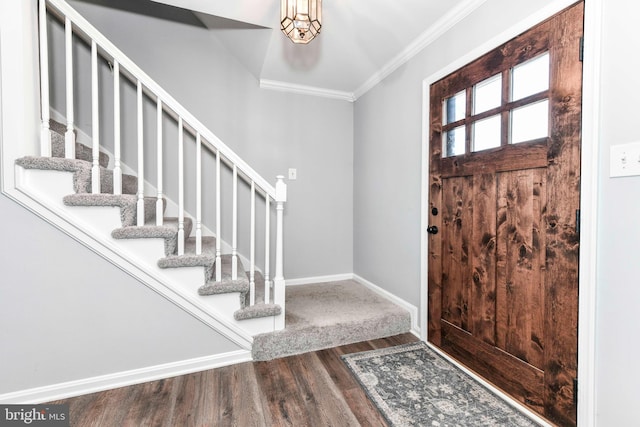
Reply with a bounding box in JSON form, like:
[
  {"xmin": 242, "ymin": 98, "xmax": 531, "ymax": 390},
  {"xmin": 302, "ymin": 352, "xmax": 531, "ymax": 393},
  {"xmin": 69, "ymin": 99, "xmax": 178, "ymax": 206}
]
[{"xmin": 12, "ymin": 0, "xmax": 288, "ymax": 350}]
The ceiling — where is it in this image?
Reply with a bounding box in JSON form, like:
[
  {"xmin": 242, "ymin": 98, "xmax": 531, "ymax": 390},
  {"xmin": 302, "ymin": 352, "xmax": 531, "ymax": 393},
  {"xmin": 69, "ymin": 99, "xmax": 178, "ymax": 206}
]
[{"xmin": 149, "ymin": 0, "xmax": 486, "ymax": 101}]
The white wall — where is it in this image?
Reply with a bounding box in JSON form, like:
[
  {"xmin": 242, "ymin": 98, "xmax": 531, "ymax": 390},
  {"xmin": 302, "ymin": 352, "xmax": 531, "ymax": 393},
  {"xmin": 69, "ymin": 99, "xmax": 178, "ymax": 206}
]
[
  {"xmin": 594, "ymin": 0, "xmax": 640, "ymax": 424},
  {"xmin": 63, "ymin": 0, "xmax": 354, "ymax": 280}
]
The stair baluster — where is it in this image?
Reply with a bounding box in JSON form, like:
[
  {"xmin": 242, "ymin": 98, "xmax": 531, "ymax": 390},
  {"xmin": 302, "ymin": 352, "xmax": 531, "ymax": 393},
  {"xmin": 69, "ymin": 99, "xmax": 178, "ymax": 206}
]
[
  {"xmin": 232, "ymin": 165, "xmax": 238, "ymax": 280},
  {"xmin": 265, "ymin": 197, "xmax": 272, "ymax": 303},
  {"xmin": 177, "ymin": 117, "xmax": 185, "ymax": 255},
  {"xmin": 274, "ymin": 176, "xmax": 287, "ymax": 329},
  {"xmin": 64, "ymin": 16, "xmax": 75, "ymax": 159},
  {"xmin": 250, "ymin": 181, "xmax": 256, "ymax": 305},
  {"xmin": 39, "ymin": 0, "xmax": 51, "ymax": 157},
  {"xmin": 195, "ymin": 133, "xmax": 202, "ymax": 255},
  {"xmin": 136, "ymin": 80, "xmax": 145, "ymax": 226},
  {"xmin": 215, "ymin": 149, "xmax": 222, "ymax": 282},
  {"xmin": 112, "ymin": 60, "xmax": 122, "ymax": 195},
  {"xmin": 156, "ymin": 98, "xmax": 163, "ymax": 226},
  {"xmin": 90, "ymin": 40, "xmax": 100, "ymax": 194}
]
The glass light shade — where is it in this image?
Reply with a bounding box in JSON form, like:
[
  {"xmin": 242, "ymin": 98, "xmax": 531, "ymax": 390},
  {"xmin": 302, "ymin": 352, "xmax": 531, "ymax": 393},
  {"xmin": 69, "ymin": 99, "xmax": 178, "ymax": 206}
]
[{"xmin": 281, "ymin": 0, "xmax": 322, "ymax": 44}]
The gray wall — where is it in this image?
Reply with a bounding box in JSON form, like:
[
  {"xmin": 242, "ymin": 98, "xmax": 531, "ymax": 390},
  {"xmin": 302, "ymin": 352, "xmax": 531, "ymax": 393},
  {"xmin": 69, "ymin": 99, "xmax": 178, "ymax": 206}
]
[
  {"xmin": 594, "ymin": 0, "xmax": 640, "ymax": 424},
  {"xmin": 0, "ymin": 192, "xmax": 240, "ymax": 394},
  {"xmin": 63, "ymin": 0, "xmax": 354, "ymax": 280},
  {"xmin": 354, "ymin": 0, "xmax": 558, "ymax": 305}
]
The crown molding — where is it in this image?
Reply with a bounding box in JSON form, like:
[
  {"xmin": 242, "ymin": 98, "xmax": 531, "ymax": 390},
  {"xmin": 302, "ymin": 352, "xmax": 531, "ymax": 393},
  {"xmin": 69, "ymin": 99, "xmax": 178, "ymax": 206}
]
[
  {"xmin": 260, "ymin": 79, "xmax": 355, "ymax": 102},
  {"xmin": 353, "ymin": 0, "xmax": 488, "ymax": 100}
]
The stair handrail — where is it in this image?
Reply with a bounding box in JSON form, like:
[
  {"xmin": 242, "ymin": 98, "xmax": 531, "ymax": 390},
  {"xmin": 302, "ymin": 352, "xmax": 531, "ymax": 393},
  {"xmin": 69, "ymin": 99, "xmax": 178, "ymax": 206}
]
[{"xmin": 38, "ymin": 0, "xmax": 287, "ymax": 330}]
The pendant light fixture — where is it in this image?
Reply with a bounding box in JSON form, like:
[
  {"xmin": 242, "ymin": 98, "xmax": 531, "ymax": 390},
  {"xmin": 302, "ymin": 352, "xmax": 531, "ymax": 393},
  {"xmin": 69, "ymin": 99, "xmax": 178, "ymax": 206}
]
[{"xmin": 280, "ymin": 0, "xmax": 322, "ymax": 44}]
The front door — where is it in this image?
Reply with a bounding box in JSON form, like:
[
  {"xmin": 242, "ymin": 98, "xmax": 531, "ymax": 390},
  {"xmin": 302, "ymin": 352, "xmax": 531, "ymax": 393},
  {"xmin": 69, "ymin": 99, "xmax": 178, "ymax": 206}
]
[{"xmin": 427, "ymin": 3, "xmax": 583, "ymax": 426}]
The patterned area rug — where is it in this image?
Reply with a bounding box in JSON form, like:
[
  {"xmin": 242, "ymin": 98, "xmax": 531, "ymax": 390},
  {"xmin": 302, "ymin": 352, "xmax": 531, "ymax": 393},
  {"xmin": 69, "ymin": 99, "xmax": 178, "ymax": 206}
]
[{"xmin": 342, "ymin": 342, "xmax": 540, "ymax": 427}]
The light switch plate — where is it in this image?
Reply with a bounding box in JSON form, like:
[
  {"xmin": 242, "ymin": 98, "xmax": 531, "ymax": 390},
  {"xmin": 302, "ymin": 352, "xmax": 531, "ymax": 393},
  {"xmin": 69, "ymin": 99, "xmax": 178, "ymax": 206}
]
[
  {"xmin": 288, "ymin": 168, "xmax": 297, "ymax": 180},
  {"xmin": 610, "ymin": 142, "xmax": 640, "ymax": 177}
]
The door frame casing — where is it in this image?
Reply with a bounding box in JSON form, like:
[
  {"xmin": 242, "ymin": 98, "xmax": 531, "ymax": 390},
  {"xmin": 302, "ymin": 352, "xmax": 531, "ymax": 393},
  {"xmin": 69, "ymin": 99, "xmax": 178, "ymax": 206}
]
[{"xmin": 419, "ymin": 0, "xmax": 600, "ymax": 425}]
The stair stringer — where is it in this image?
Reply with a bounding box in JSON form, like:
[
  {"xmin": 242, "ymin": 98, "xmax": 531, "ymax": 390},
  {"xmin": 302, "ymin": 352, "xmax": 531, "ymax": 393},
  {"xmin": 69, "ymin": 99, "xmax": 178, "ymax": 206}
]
[{"xmin": 12, "ymin": 166, "xmax": 279, "ymax": 349}]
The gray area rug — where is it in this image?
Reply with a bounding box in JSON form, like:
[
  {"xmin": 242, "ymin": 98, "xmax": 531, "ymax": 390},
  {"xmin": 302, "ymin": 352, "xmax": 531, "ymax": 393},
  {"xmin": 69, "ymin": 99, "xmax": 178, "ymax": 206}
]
[{"xmin": 342, "ymin": 342, "xmax": 540, "ymax": 427}]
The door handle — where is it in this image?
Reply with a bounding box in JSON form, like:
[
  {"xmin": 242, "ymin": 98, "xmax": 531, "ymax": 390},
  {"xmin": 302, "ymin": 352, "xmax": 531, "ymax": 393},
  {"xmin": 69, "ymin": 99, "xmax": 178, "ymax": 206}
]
[{"xmin": 427, "ymin": 226, "xmax": 438, "ymax": 235}]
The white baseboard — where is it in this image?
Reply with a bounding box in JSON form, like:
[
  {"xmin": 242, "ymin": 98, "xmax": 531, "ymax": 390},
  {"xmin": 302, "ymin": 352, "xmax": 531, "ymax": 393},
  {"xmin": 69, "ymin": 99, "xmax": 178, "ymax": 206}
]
[
  {"xmin": 285, "ymin": 273, "xmax": 354, "ymax": 286},
  {"xmin": 352, "ymin": 274, "xmax": 420, "ymax": 337},
  {"xmin": 0, "ymin": 349, "xmax": 252, "ymax": 404}
]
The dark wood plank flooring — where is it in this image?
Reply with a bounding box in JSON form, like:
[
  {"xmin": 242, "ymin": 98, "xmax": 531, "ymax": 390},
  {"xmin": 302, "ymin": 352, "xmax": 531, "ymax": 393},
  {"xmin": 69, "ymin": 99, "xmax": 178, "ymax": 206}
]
[{"xmin": 51, "ymin": 333, "xmax": 419, "ymax": 426}]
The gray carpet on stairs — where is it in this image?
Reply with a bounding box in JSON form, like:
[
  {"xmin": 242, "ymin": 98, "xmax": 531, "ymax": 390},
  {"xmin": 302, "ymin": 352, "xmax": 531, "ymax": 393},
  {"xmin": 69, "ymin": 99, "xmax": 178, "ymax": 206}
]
[{"xmin": 251, "ymin": 280, "xmax": 412, "ymax": 361}]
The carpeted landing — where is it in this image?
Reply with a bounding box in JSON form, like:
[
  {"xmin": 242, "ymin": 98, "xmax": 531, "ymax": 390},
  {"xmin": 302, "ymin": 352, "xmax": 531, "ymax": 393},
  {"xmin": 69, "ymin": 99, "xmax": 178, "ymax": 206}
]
[{"xmin": 252, "ymin": 279, "xmax": 412, "ymax": 361}]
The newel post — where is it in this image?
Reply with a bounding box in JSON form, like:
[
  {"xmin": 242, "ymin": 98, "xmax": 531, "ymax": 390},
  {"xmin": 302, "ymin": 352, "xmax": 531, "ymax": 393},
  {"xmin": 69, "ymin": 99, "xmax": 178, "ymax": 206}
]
[{"xmin": 274, "ymin": 175, "xmax": 287, "ymax": 330}]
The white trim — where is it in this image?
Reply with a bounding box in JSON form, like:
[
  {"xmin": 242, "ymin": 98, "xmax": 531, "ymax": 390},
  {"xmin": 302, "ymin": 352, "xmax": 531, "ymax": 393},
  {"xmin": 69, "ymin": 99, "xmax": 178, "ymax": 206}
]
[
  {"xmin": 353, "ymin": 0, "xmax": 489, "ymax": 101},
  {"xmin": 285, "ymin": 273, "xmax": 354, "ymax": 286},
  {"xmin": 259, "ymin": 79, "xmax": 355, "ymax": 102},
  {"xmin": 0, "ymin": 349, "xmax": 252, "ymax": 404},
  {"xmin": 419, "ymin": 76, "xmax": 430, "ymax": 342},
  {"xmin": 577, "ymin": 0, "xmax": 602, "ymax": 425},
  {"xmin": 353, "ymin": 274, "xmax": 420, "ymax": 337},
  {"xmin": 424, "ymin": 342, "xmax": 553, "ymax": 427},
  {"xmin": 419, "ymin": 0, "xmax": 593, "ymax": 422}
]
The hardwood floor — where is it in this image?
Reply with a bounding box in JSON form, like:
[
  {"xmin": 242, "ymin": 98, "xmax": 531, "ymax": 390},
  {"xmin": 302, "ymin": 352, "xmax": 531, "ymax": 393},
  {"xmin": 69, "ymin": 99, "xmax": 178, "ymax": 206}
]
[{"xmin": 51, "ymin": 333, "xmax": 419, "ymax": 426}]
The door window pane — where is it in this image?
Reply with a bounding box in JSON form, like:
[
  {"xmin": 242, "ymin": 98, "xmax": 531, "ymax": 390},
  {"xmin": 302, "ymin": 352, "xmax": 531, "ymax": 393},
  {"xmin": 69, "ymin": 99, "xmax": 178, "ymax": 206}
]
[
  {"xmin": 443, "ymin": 91, "xmax": 465, "ymax": 124},
  {"xmin": 472, "ymin": 115, "xmax": 501, "ymax": 152},
  {"xmin": 511, "ymin": 100, "xmax": 549, "ymax": 144},
  {"xmin": 474, "ymin": 74, "xmax": 502, "ymax": 114},
  {"xmin": 443, "ymin": 126, "xmax": 466, "ymax": 157},
  {"xmin": 512, "ymin": 53, "xmax": 550, "ymax": 101}
]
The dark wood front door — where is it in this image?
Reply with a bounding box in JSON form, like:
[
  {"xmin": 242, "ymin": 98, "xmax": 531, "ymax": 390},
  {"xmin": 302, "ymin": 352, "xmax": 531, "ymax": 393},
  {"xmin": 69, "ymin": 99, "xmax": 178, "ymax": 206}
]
[{"xmin": 427, "ymin": 3, "xmax": 583, "ymax": 426}]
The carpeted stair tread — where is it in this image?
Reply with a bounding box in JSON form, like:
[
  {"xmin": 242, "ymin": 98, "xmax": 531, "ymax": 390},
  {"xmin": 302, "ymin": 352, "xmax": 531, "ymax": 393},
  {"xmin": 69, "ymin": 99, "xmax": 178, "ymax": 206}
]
[
  {"xmin": 198, "ymin": 255, "xmax": 249, "ymax": 300},
  {"xmin": 63, "ymin": 194, "xmax": 162, "ymax": 227},
  {"xmin": 50, "ymin": 120, "xmax": 109, "ymax": 168},
  {"xmin": 111, "ymin": 217, "xmax": 194, "ymax": 256},
  {"xmin": 198, "ymin": 255, "xmax": 250, "ymax": 295},
  {"xmin": 157, "ymin": 236, "xmax": 217, "ymax": 269},
  {"xmin": 234, "ymin": 303, "xmax": 282, "ymax": 321},
  {"xmin": 251, "ymin": 280, "xmax": 412, "ymax": 361},
  {"xmin": 16, "ymin": 156, "xmax": 137, "ymax": 195}
]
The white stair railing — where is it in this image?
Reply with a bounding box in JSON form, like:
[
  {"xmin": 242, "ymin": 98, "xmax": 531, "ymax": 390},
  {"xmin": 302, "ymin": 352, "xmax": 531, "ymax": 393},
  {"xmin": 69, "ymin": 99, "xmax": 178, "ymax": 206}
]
[{"xmin": 38, "ymin": 0, "xmax": 287, "ymax": 329}]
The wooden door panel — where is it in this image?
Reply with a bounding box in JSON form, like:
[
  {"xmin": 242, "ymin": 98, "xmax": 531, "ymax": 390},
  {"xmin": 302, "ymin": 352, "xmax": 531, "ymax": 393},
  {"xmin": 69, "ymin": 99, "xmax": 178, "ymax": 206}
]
[
  {"xmin": 441, "ymin": 176, "xmax": 472, "ymax": 330},
  {"xmin": 470, "ymin": 173, "xmax": 497, "ymax": 346},
  {"xmin": 496, "ymin": 169, "xmax": 546, "ymax": 370}
]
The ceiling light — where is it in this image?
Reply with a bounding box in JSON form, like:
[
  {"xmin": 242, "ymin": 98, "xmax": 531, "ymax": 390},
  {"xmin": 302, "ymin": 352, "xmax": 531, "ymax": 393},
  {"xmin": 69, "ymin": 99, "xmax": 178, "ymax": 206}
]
[{"xmin": 280, "ymin": 0, "xmax": 322, "ymax": 44}]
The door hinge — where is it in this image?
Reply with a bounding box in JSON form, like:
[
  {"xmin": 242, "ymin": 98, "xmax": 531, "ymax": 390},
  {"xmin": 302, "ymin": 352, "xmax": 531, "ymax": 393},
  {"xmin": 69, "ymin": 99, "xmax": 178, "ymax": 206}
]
[
  {"xmin": 576, "ymin": 209, "xmax": 581, "ymax": 234},
  {"xmin": 573, "ymin": 378, "xmax": 578, "ymax": 405},
  {"xmin": 579, "ymin": 37, "xmax": 584, "ymax": 61}
]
